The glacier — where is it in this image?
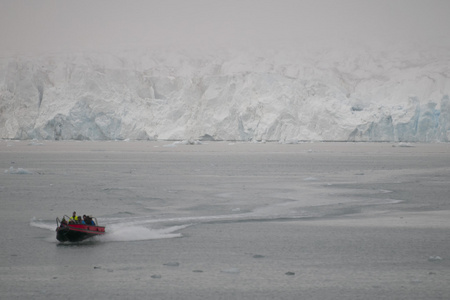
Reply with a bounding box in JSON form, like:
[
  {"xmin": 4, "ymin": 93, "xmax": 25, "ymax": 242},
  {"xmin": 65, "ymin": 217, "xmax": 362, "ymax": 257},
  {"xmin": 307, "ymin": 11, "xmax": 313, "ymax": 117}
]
[{"xmin": 1, "ymin": 44, "xmax": 449, "ymax": 142}]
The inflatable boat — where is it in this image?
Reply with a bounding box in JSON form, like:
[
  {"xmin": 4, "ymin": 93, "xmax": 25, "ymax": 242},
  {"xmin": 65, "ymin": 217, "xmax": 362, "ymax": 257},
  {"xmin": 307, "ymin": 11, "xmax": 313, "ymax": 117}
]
[{"xmin": 56, "ymin": 215, "xmax": 105, "ymax": 242}]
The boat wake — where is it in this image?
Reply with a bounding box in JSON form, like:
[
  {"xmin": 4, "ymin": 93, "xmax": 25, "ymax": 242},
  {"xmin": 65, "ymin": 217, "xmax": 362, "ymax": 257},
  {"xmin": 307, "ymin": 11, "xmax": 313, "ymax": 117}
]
[
  {"xmin": 30, "ymin": 190, "xmax": 400, "ymax": 243},
  {"xmin": 99, "ymin": 224, "xmax": 190, "ymax": 242},
  {"xmin": 30, "ymin": 216, "xmax": 191, "ymax": 243},
  {"xmin": 30, "ymin": 217, "xmax": 55, "ymax": 231}
]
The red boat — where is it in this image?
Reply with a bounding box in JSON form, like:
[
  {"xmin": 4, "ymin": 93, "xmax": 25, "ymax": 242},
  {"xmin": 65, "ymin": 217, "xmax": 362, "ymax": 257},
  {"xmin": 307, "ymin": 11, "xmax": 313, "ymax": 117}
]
[{"xmin": 56, "ymin": 215, "xmax": 105, "ymax": 242}]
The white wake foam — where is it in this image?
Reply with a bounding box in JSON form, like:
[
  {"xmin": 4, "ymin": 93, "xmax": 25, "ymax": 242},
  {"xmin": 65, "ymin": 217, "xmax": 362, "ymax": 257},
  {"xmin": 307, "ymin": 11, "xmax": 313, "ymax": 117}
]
[
  {"xmin": 99, "ymin": 224, "xmax": 190, "ymax": 242},
  {"xmin": 30, "ymin": 217, "xmax": 55, "ymax": 231}
]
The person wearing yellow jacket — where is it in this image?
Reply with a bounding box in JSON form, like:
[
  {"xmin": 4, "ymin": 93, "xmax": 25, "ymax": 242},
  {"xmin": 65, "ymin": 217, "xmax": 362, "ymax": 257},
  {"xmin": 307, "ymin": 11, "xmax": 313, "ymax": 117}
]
[{"xmin": 70, "ymin": 211, "xmax": 80, "ymax": 223}]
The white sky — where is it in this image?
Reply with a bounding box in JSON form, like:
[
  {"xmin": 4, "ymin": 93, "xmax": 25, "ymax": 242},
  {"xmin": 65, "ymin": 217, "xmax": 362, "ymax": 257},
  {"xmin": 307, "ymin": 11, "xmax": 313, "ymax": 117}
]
[{"xmin": 1, "ymin": 0, "xmax": 449, "ymax": 54}]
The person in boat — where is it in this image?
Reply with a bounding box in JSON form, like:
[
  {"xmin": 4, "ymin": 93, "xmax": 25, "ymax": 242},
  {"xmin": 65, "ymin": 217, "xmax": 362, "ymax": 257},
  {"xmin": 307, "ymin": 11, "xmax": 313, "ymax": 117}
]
[
  {"xmin": 69, "ymin": 211, "xmax": 81, "ymax": 224},
  {"xmin": 60, "ymin": 217, "xmax": 68, "ymax": 227},
  {"xmin": 84, "ymin": 215, "xmax": 95, "ymax": 226}
]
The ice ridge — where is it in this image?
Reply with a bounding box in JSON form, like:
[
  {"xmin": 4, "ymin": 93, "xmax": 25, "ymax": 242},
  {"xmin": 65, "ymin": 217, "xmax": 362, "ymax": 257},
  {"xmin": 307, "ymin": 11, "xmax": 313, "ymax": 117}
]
[{"xmin": 1, "ymin": 45, "xmax": 449, "ymax": 142}]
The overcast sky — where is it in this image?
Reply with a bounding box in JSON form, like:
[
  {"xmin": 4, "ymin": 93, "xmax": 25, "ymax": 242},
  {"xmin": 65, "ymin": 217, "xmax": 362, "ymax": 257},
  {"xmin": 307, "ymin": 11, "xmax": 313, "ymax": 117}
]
[{"xmin": 1, "ymin": 0, "xmax": 449, "ymax": 55}]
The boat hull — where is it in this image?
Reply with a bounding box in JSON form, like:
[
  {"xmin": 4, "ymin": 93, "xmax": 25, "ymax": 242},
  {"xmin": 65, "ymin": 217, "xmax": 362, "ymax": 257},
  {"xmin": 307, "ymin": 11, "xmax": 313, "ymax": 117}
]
[{"xmin": 56, "ymin": 224, "xmax": 105, "ymax": 242}]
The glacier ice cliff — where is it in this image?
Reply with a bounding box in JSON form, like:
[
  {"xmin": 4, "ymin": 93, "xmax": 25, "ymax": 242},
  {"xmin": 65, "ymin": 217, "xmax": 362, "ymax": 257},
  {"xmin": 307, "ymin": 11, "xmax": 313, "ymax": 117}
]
[{"xmin": 1, "ymin": 45, "xmax": 449, "ymax": 142}]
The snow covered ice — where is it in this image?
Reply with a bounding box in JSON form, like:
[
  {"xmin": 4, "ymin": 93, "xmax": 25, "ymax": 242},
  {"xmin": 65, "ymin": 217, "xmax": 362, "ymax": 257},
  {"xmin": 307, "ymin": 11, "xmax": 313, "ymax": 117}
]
[{"xmin": 1, "ymin": 43, "xmax": 450, "ymax": 142}]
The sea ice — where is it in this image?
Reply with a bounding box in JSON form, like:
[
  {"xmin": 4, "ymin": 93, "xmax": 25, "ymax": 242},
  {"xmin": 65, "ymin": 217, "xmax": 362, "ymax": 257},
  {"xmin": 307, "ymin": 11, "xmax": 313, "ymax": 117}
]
[
  {"xmin": 5, "ymin": 166, "xmax": 32, "ymax": 174},
  {"xmin": 428, "ymin": 256, "xmax": 443, "ymax": 262}
]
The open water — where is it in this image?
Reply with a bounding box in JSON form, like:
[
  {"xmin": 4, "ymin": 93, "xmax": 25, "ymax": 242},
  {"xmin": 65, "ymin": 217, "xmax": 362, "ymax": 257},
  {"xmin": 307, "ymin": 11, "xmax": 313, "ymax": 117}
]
[{"xmin": 1, "ymin": 140, "xmax": 449, "ymax": 299}]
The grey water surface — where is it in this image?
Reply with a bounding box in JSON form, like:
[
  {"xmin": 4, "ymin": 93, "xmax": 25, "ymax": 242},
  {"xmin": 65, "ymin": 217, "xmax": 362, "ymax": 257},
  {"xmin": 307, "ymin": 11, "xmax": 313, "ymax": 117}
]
[{"xmin": 1, "ymin": 141, "xmax": 449, "ymax": 299}]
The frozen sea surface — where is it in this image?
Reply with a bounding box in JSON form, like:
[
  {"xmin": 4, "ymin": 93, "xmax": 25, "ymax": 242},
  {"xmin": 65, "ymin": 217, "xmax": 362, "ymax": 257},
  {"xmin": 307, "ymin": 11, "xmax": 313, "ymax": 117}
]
[{"xmin": 1, "ymin": 141, "xmax": 449, "ymax": 299}]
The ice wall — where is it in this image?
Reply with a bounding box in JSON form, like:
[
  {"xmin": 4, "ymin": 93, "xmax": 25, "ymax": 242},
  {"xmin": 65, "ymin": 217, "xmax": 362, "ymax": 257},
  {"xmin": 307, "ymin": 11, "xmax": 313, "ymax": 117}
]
[{"xmin": 1, "ymin": 45, "xmax": 449, "ymax": 142}]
